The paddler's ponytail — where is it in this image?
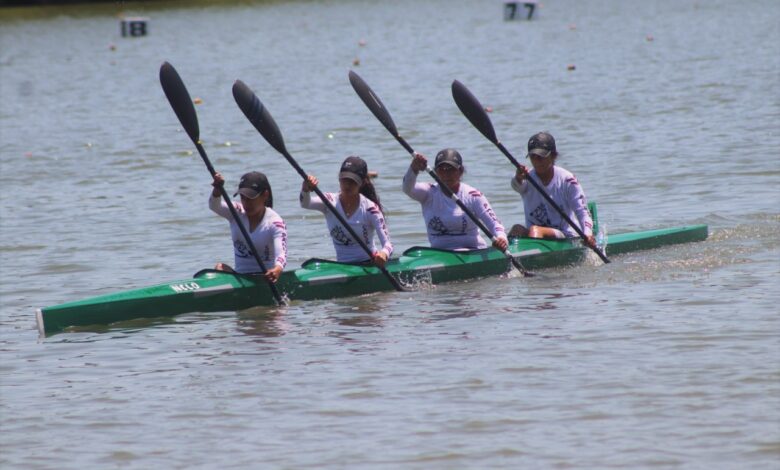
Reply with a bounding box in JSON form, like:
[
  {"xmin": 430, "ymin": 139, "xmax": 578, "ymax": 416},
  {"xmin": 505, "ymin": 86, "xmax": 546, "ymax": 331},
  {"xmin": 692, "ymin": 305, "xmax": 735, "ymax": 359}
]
[{"xmin": 359, "ymin": 178, "xmax": 383, "ymax": 213}]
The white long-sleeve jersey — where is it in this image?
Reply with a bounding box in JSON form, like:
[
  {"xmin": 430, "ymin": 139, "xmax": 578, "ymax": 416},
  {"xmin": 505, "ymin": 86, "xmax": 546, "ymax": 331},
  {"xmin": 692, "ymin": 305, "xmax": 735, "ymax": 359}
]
[
  {"xmin": 403, "ymin": 166, "xmax": 506, "ymax": 250},
  {"xmin": 209, "ymin": 196, "xmax": 288, "ymax": 273},
  {"xmin": 300, "ymin": 191, "xmax": 393, "ymax": 263},
  {"xmin": 510, "ymin": 166, "xmax": 593, "ymax": 238}
]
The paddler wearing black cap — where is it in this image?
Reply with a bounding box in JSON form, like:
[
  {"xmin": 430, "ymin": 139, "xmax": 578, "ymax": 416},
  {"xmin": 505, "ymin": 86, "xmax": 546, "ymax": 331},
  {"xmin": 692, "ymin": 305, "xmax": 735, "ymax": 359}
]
[
  {"xmin": 403, "ymin": 148, "xmax": 509, "ymax": 252},
  {"xmin": 509, "ymin": 132, "xmax": 597, "ymax": 248},
  {"xmin": 300, "ymin": 156, "xmax": 393, "ymax": 267},
  {"xmin": 210, "ymin": 171, "xmax": 287, "ymax": 281}
]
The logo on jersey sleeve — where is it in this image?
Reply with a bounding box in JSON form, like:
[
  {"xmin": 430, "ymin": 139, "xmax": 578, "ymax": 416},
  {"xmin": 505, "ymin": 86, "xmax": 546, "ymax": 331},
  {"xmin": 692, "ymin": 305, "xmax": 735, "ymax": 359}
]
[{"xmin": 483, "ymin": 202, "xmax": 499, "ymax": 222}]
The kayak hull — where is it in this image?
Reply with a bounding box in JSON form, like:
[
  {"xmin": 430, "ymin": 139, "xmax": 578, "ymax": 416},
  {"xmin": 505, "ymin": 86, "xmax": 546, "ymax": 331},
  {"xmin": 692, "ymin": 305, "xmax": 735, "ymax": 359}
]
[{"xmin": 36, "ymin": 223, "xmax": 708, "ymax": 335}]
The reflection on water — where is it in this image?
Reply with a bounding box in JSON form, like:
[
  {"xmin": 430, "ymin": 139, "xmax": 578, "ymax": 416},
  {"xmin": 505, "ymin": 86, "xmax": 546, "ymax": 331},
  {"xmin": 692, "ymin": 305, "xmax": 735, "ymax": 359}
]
[
  {"xmin": 522, "ymin": 292, "xmax": 578, "ymax": 312},
  {"xmin": 235, "ymin": 305, "xmax": 290, "ymax": 338},
  {"xmin": 419, "ymin": 282, "xmax": 590, "ymax": 322},
  {"xmin": 235, "ymin": 295, "xmax": 391, "ymax": 343},
  {"xmin": 418, "ymin": 288, "xmax": 483, "ymax": 322},
  {"xmin": 57, "ymin": 315, "xmax": 185, "ymax": 339},
  {"xmin": 329, "ymin": 312, "xmax": 384, "ymax": 329},
  {"xmin": 323, "ymin": 296, "xmax": 389, "ymax": 348}
]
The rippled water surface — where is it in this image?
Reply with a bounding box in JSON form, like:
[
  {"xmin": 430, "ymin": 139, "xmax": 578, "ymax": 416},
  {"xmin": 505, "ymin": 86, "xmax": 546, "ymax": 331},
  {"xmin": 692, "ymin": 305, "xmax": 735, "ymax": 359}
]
[{"xmin": 1, "ymin": 0, "xmax": 779, "ymax": 468}]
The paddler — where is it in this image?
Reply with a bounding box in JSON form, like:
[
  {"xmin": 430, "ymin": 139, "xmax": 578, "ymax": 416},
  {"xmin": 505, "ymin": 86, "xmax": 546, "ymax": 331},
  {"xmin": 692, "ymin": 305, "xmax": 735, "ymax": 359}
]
[
  {"xmin": 210, "ymin": 171, "xmax": 287, "ymax": 281},
  {"xmin": 300, "ymin": 156, "xmax": 393, "ymax": 268},
  {"xmin": 509, "ymin": 132, "xmax": 597, "ymax": 248},
  {"xmin": 403, "ymin": 148, "xmax": 508, "ymax": 251}
]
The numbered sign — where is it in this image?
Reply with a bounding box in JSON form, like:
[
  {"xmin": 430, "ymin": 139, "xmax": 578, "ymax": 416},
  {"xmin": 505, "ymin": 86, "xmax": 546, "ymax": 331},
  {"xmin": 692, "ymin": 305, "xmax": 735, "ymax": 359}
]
[
  {"xmin": 121, "ymin": 17, "xmax": 149, "ymax": 37},
  {"xmin": 504, "ymin": 1, "xmax": 537, "ymax": 21}
]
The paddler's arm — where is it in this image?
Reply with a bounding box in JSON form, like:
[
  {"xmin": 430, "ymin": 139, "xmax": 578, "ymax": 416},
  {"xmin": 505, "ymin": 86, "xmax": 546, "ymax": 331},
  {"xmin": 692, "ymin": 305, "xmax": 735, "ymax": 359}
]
[
  {"xmin": 209, "ymin": 172, "xmax": 236, "ymax": 219},
  {"xmin": 299, "ymin": 175, "xmax": 327, "ymax": 213},
  {"xmin": 510, "ymin": 166, "xmax": 530, "ymax": 195},
  {"xmin": 265, "ymin": 265, "xmax": 283, "ymax": 283},
  {"xmin": 211, "ymin": 172, "xmax": 224, "ymax": 197},
  {"xmin": 402, "ymin": 153, "xmax": 431, "ymax": 202},
  {"xmin": 368, "ymin": 204, "xmax": 393, "ymax": 268},
  {"xmin": 265, "ymin": 218, "xmax": 288, "ymax": 283},
  {"xmin": 473, "ymin": 191, "xmax": 508, "ymax": 251},
  {"xmin": 565, "ymin": 177, "xmax": 596, "ymax": 248}
]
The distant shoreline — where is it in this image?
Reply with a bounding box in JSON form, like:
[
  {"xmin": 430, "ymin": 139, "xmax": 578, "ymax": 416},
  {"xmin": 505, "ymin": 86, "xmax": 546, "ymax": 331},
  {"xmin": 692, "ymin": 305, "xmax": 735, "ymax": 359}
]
[
  {"xmin": 1, "ymin": 0, "xmax": 143, "ymax": 5},
  {"xmin": 0, "ymin": 0, "xmax": 268, "ymax": 6}
]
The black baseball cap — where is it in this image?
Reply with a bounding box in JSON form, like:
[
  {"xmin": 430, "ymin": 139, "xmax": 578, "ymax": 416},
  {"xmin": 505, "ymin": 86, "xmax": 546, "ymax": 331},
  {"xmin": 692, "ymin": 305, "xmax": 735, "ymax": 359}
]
[
  {"xmin": 527, "ymin": 132, "xmax": 556, "ymax": 158},
  {"xmin": 339, "ymin": 156, "xmax": 368, "ymax": 185},
  {"xmin": 234, "ymin": 171, "xmax": 270, "ymax": 199},
  {"xmin": 434, "ymin": 148, "xmax": 462, "ymax": 169}
]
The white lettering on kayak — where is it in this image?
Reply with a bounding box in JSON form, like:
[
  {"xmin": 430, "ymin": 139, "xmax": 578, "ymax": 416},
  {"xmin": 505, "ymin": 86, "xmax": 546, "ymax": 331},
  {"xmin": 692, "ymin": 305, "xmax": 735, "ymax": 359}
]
[{"xmin": 170, "ymin": 282, "xmax": 201, "ymax": 293}]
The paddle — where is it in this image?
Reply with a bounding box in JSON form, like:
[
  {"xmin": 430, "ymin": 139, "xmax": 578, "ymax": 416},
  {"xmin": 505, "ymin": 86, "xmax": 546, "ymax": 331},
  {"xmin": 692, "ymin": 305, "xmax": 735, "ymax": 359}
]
[
  {"xmin": 348, "ymin": 70, "xmax": 533, "ymax": 277},
  {"xmin": 158, "ymin": 62, "xmax": 286, "ymax": 305},
  {"xmin": 451, "ymin": 80, "xmax": 611, "ymax": 264},
  {"xmin": 231, "ymin": 79, "xmax": 409, "ymax": 292}
]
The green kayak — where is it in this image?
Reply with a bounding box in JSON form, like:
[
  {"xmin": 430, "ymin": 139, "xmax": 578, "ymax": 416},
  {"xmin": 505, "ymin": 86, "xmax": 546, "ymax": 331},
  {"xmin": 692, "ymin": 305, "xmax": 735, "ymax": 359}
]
[{"xmin": 36, "ymin": 205, "xmax": 708, "ymax": 335}]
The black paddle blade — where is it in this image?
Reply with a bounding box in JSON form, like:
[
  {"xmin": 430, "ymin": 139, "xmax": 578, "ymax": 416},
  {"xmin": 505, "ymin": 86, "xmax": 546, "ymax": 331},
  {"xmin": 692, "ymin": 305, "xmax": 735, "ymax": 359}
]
[
  {"xmin": 348, "ymin": 70, "xmax": 399, "ymax": 137},
  {"xmin": 232, "ymin": 80, "xmax": 287, "ymax": 155},
  {"xmin": 451, "ymin": 80, "xmax": 498, "ymax": 144},
  {"xmin": 159, "ymin": 62, "xmax": 200, "ymax": 144}
]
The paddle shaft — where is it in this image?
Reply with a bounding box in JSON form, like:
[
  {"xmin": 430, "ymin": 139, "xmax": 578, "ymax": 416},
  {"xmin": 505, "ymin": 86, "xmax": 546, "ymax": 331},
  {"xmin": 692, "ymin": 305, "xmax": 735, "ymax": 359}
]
[
  {"xmin": 195, "ymin": 143, "xmax": 287, "ymax": 303},
  {"xmin": 347, "ymin": 70, "xmax": 531, "ymax": 276},
  {"xmin": 229, "ymin": 78, "xmax": 406, "ymax": 292},
  {"xmin": 449, "ymin": 79, "xmax": 609, "ymax": 263},
  {"xmin": 394, "ymin": 135, "xmax": 532, "ymax": 276},
  {"xmin": 495, "ymin": 141, "xmax": 610, "ymax": 264},
  {"xmin": 283, "ymin": 150, "xmax": 407, "ymax": 292},
  {"xmin": 158, "ymin": 62, "xmax": 285, "ymax": 304}
]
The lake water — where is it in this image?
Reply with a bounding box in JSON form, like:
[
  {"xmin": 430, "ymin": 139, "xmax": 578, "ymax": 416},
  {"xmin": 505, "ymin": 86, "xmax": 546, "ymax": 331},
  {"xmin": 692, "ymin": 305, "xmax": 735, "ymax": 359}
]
[{"xmin": 1, "ymin": 0, "xmax": 779, "ymax": 468}]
